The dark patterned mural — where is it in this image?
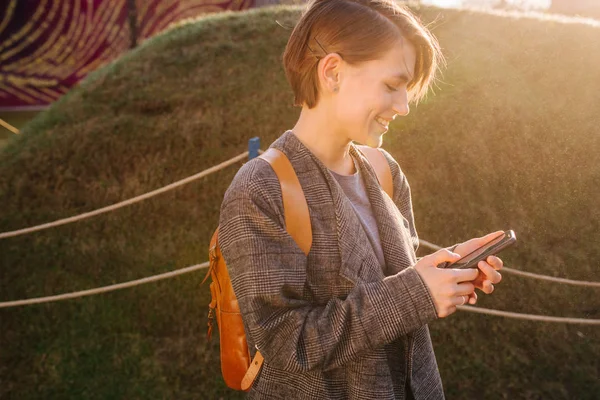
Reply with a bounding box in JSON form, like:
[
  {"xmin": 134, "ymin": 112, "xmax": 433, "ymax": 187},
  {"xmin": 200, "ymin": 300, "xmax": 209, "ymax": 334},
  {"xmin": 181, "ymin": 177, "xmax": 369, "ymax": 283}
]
[{"xmin": 0, "ymin": 0, "xmax": 254, "ymax": 110}]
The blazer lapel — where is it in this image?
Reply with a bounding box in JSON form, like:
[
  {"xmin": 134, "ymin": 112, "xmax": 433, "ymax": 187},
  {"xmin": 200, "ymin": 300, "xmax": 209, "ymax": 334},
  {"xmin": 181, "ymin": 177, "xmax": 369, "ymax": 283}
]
[
  {"xmin": 319, "ymin": 158, "xmax": 384, "ymax": 284},
  {"xmin": 273, "ymin": 131, "xmax": 384, "ymax": 284},
  {"xmin": 350, "ymin": 145, "xmax": 418, "ymax": 276}
]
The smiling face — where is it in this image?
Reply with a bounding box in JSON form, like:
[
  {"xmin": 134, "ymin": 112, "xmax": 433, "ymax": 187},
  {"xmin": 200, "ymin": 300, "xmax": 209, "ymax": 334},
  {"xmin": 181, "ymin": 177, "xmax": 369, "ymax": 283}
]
[{"xmin": 323, "ymin": 38, "xmax": 417, "ymax": 148}]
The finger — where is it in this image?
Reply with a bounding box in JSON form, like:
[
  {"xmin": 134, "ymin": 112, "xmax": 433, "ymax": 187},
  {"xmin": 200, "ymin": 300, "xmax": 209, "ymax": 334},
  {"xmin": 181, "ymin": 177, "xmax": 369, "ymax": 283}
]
[
  {"xmin": 451, "ymin": 295, "xmax": 469, "ymax": 306},
  {"xmin": 451, "ymin": 268, "xmax": 479, "ymax": 282},
  {"xmin": 464, "ymin": 231, "xmax": 504, "ymax": 249},
  {"xmin": 478, "ymin": 280, "xmax": 495, "ymax": 294},
  {"xmin": 480, "ymin": 230, "xmax": 505, "ymax": 243},
  {"xmin": 486, "ymin": 255, "xmax": 504, "ymax": 270},
  {"xmin": 455, "ymin": 282, "xmax": 475, "ymax": 296},
  {"xmin": 468, "ymin": 292, "xmax": 478, "ymax": 305},
  {"xmin": 424, "ymin": 249, "xmax": 462, "ymax": 267},
  {"xmin": 477, "ymin": 261, "xmax": 502, "ymax": 284},
  {"xmin": 473, "ymin": 277, "xmax": 485, "ymax": 290},
  {"xmin": 440, "ymin": 305, "xmax": 458, "ymax": 318}
]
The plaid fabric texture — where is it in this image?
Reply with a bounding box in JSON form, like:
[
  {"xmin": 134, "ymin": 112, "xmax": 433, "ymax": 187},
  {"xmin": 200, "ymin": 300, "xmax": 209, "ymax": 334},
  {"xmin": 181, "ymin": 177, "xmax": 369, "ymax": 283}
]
[{"xmin": 219, "ymin": 131, "xmax": 444, "ymax": 399}]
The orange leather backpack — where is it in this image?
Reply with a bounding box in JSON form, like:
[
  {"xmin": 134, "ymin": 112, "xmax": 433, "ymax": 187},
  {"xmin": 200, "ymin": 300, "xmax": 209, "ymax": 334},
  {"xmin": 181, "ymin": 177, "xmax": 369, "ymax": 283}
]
[{"xmin": 203, "ymin": 146, "xmax": 393, "ymax": 391}]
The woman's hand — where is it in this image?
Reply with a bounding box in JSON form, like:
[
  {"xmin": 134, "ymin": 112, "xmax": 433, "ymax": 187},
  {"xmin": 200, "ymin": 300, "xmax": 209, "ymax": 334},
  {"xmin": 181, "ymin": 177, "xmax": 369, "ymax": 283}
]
[
  {"xmin": 414, "ymin": 249, "xmax": 479, "ymax": 318},
  {"xmin": 453, "ymin": 231, "xmax": 504, "ymax": 305}
]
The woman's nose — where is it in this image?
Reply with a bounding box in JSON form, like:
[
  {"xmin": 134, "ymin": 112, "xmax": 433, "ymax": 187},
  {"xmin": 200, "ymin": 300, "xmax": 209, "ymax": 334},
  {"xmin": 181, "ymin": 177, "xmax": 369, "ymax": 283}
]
[
  {"xmin": 393, "ymin": 91, "xmax": 410, "ymax": 116},
  {"xmin": 393, "ymin": 102, "xmax": 410, "ymax": 117}
]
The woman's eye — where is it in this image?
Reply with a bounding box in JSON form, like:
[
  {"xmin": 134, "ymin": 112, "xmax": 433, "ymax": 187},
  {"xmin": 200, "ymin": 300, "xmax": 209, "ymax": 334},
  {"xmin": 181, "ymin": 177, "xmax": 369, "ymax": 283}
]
[{"xmin": 385, "ymin": 84, "xmax": 398, "ymax": 92}]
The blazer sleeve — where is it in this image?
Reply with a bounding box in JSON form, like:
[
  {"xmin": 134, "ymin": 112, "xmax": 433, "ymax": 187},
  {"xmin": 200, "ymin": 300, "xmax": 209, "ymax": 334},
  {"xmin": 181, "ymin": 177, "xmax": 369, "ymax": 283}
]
[{"xmin": 218, "ymin": 158, "xmax": 438, "ymax": 374}]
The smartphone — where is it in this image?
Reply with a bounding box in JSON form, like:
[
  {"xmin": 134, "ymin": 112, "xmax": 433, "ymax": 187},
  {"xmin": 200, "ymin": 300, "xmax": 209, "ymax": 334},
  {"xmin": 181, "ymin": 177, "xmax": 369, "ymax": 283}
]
[{"xmin": 445, "ymin": 230, "xmax": 517, "ymax": 270}]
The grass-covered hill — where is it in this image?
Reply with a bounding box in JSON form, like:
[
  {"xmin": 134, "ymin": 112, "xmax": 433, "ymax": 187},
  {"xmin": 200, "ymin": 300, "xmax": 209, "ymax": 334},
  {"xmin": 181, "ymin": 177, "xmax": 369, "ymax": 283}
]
[{"xmin": 1, "ymin": 5, "xmax": 599, "ymax": 399}]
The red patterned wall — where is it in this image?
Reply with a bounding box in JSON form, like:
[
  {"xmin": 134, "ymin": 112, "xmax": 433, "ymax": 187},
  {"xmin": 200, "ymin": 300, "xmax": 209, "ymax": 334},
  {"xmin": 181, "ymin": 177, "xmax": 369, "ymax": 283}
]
[{"xmin": 0, "ymin": 0, "xmax": 254, "ymax": 110}]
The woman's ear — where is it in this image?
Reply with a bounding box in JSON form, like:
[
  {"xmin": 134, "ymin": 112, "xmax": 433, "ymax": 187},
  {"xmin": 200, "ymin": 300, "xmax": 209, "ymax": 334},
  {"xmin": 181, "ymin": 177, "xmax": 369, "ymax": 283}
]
[{"xmin": 318, "ymin": 53, "xmax": 343, "ymax": 94}]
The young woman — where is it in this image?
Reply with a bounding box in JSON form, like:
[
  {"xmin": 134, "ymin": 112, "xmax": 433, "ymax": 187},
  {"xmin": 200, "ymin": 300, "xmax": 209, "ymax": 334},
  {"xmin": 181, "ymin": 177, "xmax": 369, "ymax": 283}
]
[{"xmin": 218, "ymin": 0, "xmax": 503, "ymax": 398}]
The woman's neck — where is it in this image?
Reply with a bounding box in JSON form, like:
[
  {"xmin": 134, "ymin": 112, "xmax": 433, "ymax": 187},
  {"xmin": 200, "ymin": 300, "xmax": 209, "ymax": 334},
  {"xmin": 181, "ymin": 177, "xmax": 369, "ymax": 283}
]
[{"xmin": 291, "ymin": 106, "xmax": 356, "ymax": 175}]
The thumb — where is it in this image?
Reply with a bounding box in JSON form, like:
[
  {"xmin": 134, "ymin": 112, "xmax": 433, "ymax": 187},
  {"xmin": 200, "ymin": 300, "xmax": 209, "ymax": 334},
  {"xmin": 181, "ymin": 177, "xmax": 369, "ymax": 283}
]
[
  {"xmin": 423, "ymin": 249, "xmax": 462, "ymax": 268},
  {"xmin": 479, "ymin": 230, "xmax": 505, "ymax": 243}
]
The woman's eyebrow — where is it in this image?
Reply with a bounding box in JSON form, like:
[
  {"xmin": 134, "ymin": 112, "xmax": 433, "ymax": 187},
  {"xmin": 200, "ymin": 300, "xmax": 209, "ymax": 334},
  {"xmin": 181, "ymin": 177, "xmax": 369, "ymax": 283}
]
[{"xmin": 390, "ymin": 73, "xmax": 411, "ymax": 83}]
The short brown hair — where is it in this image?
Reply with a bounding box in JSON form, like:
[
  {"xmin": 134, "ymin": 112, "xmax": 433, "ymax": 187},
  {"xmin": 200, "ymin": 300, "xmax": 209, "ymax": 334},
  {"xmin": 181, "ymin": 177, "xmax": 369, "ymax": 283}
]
[{"xmin": 282, "ymin": 0, "xmax": 445, "ymax": 108}]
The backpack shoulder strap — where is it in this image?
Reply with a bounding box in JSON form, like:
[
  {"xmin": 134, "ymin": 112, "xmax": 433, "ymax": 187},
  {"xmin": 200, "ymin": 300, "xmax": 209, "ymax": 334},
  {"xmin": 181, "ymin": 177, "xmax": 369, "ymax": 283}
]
[
  {"xmin": 259, "ymin": 148, "xmax": 312, "ymax": 256},
  {"xmin": 240, "ymin": 148, "xmax": 311, "ymax": 391},
  {"xmin": 355, "ymin": 145, "xmax": 394, "ymax": 199},
  {"xmin": 258, "ymin": 146, "xmax": 392, "ymax": 255}
]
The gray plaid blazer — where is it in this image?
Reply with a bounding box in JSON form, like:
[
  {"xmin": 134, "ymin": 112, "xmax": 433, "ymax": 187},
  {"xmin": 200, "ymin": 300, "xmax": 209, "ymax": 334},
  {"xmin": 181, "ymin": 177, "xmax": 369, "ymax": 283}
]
[{"xmin": 219, "ymin": 130, "xmax": 444, "ymax": 399}]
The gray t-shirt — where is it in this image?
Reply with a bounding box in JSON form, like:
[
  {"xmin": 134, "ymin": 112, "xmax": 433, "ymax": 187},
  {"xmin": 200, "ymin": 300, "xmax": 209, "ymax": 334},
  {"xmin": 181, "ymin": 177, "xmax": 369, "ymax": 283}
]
[{"xmin": 329, "ymin": 159, "xmax": 386, "ymax": 268}]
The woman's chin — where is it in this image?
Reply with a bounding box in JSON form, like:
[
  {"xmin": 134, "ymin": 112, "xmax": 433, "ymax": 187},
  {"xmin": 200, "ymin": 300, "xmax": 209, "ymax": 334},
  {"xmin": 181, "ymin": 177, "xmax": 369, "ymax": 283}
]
[{"xmin": 363, "ymin": 133, "xmax": 384, "ymax": 148}]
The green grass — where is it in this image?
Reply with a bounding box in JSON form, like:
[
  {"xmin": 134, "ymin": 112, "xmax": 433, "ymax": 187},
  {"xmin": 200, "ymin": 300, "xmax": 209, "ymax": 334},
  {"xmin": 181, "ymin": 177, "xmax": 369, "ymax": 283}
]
[{"xmin": 1, "ymin": 5, "xmax": 599, "ymax": 399}]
